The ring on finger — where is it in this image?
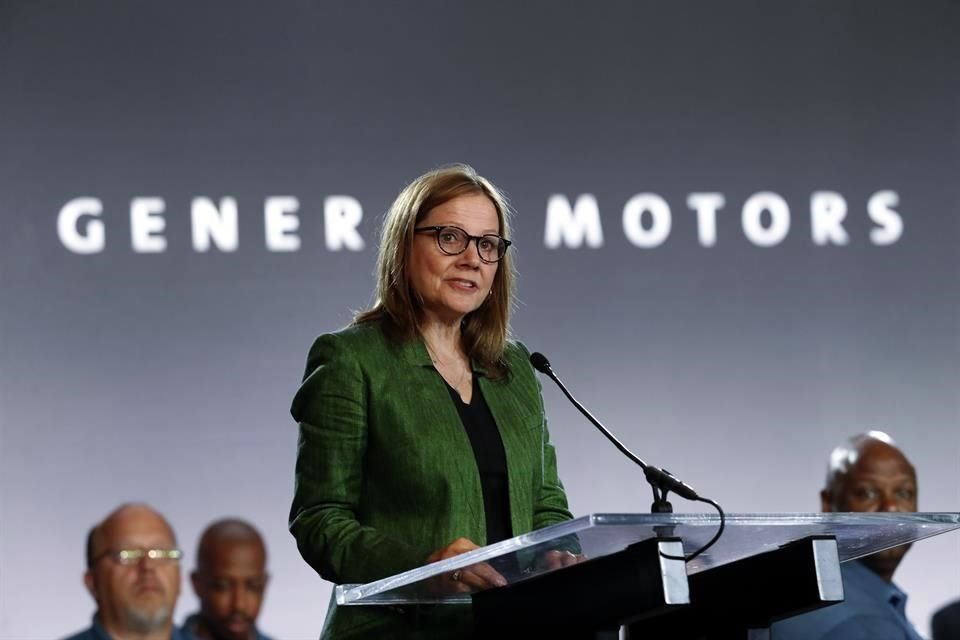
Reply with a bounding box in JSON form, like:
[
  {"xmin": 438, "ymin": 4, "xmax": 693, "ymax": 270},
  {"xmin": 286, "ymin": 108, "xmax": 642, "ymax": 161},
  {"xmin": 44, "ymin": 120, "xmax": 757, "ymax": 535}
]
[{"xmin": 451, "ymin": 570, "xmax": 462, "ymax": 582}]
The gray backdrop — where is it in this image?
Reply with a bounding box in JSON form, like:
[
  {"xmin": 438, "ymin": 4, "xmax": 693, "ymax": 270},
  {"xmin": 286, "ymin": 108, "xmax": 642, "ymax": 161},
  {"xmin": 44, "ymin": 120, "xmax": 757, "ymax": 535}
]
[{"xmin": 1, "ymin": 1, "xmax": 958, "ymax": 638}]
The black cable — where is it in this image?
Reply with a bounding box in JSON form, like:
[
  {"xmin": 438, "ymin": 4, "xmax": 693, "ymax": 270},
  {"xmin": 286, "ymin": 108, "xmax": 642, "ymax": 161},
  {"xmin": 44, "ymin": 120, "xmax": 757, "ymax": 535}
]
[{"xmin": 660, "ymin": 497, "xmax": 725, "ymax": 562}]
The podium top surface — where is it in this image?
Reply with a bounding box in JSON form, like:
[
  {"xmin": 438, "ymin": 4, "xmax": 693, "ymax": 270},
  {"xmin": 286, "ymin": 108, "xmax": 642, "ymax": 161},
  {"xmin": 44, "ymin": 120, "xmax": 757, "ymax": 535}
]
[{"xmin": 335, "ymin": 511, "xmax": 960, "ymax": 606}]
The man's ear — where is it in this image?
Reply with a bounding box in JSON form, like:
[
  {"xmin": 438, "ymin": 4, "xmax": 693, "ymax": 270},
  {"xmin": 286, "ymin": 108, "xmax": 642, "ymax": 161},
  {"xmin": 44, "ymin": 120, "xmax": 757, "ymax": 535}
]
[
  {"xmin": 820, "ymin": 489, "xmax": 834, "ymax": 513},
  {"xmin": 190, "ymin": 571, "xmax": 201, "ymax": 598},
  {"xmin": 83, "ymin": 570, "xmax": 97, "ymax": 600}
]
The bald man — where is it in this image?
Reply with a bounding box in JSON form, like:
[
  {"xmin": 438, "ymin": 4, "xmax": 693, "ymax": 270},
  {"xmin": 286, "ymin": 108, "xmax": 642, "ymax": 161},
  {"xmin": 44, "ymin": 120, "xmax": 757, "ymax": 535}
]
[
  {"xmin": 182, "ymin": 519, "xmax": 273, "ymax": 640},
  {"xmin": 64, "ymin": 503, "xmax": 186, "ymax": 640},
  {"xmin": 772, "ymin": 432, "xmax": 922, "ymax": 640}
]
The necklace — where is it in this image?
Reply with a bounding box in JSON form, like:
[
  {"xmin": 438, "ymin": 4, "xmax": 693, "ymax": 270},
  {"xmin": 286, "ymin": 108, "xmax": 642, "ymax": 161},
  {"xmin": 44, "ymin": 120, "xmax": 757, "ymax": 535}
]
[{"xmin": 424, "ymin": 342, "xmax": 471, "ymax": 394}]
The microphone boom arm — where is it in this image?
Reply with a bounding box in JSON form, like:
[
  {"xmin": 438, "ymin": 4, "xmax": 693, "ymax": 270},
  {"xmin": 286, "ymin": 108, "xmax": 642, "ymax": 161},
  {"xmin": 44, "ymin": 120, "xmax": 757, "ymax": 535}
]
[
  {"xmin": 529, "ymin": 351, "xmax": 726, "ymax": 562},
  {"xmin": 530, "ymin": 353, "xmax": 700, "ymax": 511}
]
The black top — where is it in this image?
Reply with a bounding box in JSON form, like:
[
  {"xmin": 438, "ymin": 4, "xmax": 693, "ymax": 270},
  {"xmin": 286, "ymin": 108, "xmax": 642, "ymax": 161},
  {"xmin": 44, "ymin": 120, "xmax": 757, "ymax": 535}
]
[{"xmin": 444, "ymin": 376, "xmax": 513, "ymax": 544}]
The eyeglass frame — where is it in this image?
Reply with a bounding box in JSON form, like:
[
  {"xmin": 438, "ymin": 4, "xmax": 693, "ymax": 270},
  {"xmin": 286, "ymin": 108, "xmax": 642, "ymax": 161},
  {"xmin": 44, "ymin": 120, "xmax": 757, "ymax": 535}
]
[
  {"xmin": 413, "ymin": 225, "xmax": 513, "ymax": 264},
  {"xmin": 92, "ymin": 547, "xmax": 183, "ymax": 566}
]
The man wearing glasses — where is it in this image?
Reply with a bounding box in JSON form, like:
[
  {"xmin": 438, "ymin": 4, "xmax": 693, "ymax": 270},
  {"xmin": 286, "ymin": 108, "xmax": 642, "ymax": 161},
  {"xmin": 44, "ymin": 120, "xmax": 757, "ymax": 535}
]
[{"xmin": 64, "ymin": 503, "xmax": 186, "ymax": 640}]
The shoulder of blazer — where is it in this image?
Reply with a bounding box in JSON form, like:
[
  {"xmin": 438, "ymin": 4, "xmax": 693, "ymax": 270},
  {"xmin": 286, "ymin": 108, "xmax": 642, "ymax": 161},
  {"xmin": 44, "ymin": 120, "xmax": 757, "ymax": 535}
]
[
  {"xmin": 324, "ymin": 320, "xmax": 390, "ymax": 354},
  {"xmin": 484, "ymin": 339, "xmax": 543, "ymax": 421},
  {"xmin": 331, "ymin": 321, "xmax": 433, "ymax": 369},
  {"xmin": 501, "ymin": 339, "xmax": 537, "ymax": 385},
  {"xmin": 302, "ymin": 321, "xmax": 404, "ymax": 371},
  {"xmin": 297, "ymin": 321, "xmax": 429, "ymax": 385},
  {"xmin": 290, "ymin": 323, "xmax": 390, "ymax": 423}
]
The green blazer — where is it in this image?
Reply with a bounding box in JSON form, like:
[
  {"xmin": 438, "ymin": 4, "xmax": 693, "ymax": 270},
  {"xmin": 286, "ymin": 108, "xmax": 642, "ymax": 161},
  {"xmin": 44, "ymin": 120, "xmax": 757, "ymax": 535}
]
[{"xmin": 289, "ymin": 320, "xmax": 572, "ymax": 639}]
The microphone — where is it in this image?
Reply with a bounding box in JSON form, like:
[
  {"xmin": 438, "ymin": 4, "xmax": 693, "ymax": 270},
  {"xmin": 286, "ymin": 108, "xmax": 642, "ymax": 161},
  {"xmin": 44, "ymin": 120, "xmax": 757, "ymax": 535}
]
[{"xmin": 530, "ymin": 351, "xmax": 700, "ymax": 507}]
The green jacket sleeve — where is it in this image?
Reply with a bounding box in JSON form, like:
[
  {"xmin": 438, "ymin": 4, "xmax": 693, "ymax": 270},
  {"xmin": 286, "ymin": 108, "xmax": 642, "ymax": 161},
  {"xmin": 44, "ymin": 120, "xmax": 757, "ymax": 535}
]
[{"xmin": 288, "ymin": 333, "xmax": 422, "ymax": 584}]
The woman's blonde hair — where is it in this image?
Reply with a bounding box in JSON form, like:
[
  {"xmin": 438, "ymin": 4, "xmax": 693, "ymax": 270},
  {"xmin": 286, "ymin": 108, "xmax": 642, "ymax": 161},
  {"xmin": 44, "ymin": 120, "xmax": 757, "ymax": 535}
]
[{"xmin": 354, "ymin": 164, "xmax": 515, "ymax": 377}]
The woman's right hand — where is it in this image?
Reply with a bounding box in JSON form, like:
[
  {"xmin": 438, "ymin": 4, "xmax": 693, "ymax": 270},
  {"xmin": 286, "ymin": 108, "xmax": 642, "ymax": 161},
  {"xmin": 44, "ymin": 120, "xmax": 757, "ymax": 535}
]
[{"xmin": 426, "ymin": 537, "xmax": 507, "ymax": 593}]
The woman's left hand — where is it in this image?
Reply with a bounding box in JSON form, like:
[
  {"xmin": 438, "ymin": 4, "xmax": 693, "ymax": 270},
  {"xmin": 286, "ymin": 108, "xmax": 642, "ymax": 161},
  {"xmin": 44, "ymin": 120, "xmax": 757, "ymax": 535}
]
[{"xmin": 426, "ymin": 537, "xmax": 508, "ymax": 593}]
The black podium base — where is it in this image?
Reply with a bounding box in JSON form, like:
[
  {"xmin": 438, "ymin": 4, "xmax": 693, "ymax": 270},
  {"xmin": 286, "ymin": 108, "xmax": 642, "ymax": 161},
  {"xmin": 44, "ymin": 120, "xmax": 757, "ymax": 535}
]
[
  {"xmin": 625, "ymin": 535, "xmax": 844, "ymax": 640},
  {"xmin": 473, "ymin": 536, "xmax": 687, "ymax": 636}
]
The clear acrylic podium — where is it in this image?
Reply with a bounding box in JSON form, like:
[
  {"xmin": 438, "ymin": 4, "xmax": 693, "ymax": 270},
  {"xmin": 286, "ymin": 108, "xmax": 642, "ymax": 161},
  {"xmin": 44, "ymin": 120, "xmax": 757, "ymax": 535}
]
[{"xmin": 336, "ymin": 512, "xmax": 960, "ymax": 638}]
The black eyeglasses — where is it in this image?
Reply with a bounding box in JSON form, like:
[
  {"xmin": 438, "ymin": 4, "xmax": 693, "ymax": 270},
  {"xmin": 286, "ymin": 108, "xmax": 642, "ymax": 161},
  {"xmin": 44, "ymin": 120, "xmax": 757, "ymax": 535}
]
[{"xmin": 414, "ymin": 225, "xmax": 512, "ymax": 264}]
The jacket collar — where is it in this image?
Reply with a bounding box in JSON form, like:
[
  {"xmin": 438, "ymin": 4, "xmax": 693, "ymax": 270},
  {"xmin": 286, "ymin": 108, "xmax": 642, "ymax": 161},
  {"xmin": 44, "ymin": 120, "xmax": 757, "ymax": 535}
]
[{"xmin": 398, "ymin": 334, "xmax": 488, "ymax": 376}]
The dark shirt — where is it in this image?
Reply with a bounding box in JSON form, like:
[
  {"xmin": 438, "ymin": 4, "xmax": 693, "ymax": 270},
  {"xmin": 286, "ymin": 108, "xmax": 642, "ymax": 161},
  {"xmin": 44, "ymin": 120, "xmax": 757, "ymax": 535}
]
[
  {"xmin": 62, "ymin": 615, "xmax": 187, "ymax": 640},
  {"xmin": 180, "ymin": 613, "xmax": 273, "ymax": 640},
  {"xmin": 932, "ymin": 599, "xmax": 960, "ymax": 640},
  {"xmin": 445, "ymin": 375, "xmax": 512, "ymax": 544},
  {"xmin": 771, "ymin": 560, "xmax": 923, "ymax": 640}
]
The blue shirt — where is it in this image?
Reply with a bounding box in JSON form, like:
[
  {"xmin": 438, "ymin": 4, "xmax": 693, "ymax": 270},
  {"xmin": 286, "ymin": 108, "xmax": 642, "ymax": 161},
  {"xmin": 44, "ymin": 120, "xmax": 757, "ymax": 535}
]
[
  {"xmin": 62, "ymin": 615, "xmax": 188, "ymax": 640},
  {"xmin": 771, "ymin": 560, "xmax": 923, "ymax": 640},
  {"xmin": 180, "ymin": 613, "xmax": 273, "ymax": 640}
]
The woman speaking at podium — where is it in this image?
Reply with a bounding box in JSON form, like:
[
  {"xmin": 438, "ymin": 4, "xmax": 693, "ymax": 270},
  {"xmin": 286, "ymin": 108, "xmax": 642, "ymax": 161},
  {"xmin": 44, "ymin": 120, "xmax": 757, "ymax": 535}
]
[{"xmin": 289, "ymin": 165, "xmax": 574, "ymax": 638}]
